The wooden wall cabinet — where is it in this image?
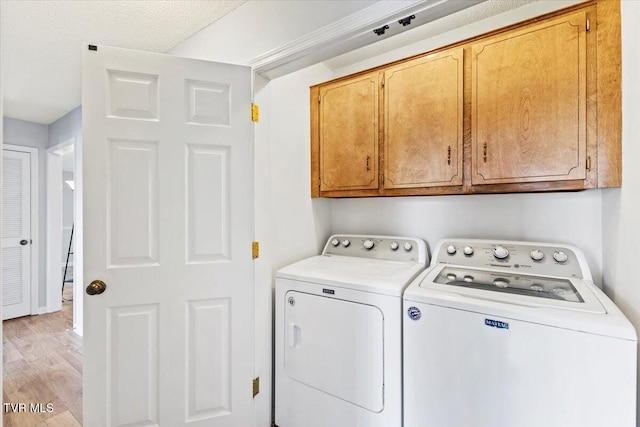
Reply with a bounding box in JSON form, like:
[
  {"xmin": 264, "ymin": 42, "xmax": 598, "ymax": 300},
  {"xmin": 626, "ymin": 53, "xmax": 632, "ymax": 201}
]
[
  {"xmin": 471, "ymin": 10, "xmax": 588, "ymax": 186},
  {"xmin": 317, "ymin": 72, "xmax": 379, "ymax": 194},
  {"xmin": 310, "ymin": 0, "xmax": 620, "ymax": 198},
  {"xmin": 311, "ymin": 48, "xmax": 464, "ymax": 198},
  {"xmin": 384, "ymin": 49, "xmax": 464, "ymax": 191}
]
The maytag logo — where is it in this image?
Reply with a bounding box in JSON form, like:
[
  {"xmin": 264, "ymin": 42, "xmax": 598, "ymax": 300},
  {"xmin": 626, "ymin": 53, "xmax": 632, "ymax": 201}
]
[
  {"xmin": 485, "ymin": 318, "xmax": 509, "ymax": 329},
  {"xmin": 407, "ymin": 306, "xmax": 421, "ymax": 321}
]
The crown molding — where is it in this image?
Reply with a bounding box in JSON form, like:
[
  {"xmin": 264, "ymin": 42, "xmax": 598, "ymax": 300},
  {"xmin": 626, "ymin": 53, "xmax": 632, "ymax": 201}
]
[{"xmin": 248, "ymin": 0, "xmax": 485, "ymax": 80}]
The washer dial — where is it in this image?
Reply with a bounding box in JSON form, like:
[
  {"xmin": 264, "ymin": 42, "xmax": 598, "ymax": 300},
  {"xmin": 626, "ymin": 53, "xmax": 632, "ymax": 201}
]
[
  {"xmin": 341, "ymin": 239, "xmax": 350, "ymax": 248},
  {"xmin": 463, "ymin": 246, "xmax": 474, "ymax": 256},
  {"xmin": 390, "ymin": 241, "xmax": 399, "ymax": 251},
  {"xmin": 553, "ymin": 251, "xmax": 568, "ymax": 263},
  {"xmin": 446, "ymin": 245, "xmax": 457, "ymax": 255},
  {"xmin": 363, "ymin": 239, "xmax": 375, "ymax": 250},
  {"xmin": 331, "ymin": 238, "xmax": 340, "ymax": 247},
  {"xmin": 530, "ymin": 249, "xmax": 545, "ymax": 261},
  {"xmin": 493, "ymin": 246, "xmax": 509, "ymax": 260},
  {"xmin": 403, "ymin": 242, "xmax": 413, "ymax": 252}
]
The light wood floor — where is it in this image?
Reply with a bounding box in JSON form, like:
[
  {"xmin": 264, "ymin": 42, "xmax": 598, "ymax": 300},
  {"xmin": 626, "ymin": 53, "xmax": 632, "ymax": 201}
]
[{"xmin": 2, "ymin": 288, "xmax": 82, "ymax": 426}]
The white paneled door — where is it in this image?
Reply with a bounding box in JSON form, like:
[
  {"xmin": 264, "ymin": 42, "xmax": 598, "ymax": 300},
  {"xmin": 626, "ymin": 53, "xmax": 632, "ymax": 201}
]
[
  {"xmin": 82, "ymin": 45, "xmax": 254, "ymax": 426},
  {"xmin": 2, "ymin": 149, "xmax": 32, "ymax": 320}
]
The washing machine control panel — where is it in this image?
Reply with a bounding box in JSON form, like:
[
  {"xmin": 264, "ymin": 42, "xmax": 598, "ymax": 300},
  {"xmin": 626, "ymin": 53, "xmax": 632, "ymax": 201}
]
[
  {"xmin": 323, "ymin": 235, "xmax": 427, "ymax": 263},
  {"xmin": 436, "ymin": 240, "xmax": 584, "ymax": 279}
]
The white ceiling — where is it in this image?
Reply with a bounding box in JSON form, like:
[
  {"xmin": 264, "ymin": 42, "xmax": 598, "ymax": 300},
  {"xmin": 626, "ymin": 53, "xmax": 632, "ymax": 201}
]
[
  {"xmin": 1, "ymin": 0, "xmax": 569, "ymax": 126},
  {"xmin": 1, "ymin": 0, "xmax": 247, "ymax": 124}
]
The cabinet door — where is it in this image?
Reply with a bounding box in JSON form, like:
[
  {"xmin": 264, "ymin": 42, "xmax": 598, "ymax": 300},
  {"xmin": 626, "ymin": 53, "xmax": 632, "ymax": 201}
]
[
  {"xmin": 384, "ymin": 49, "xmax": 463, "ymax": 189},
  {"xmin": 319, "ymin": 72, "xmax": 379, "ymax": 192},
  {"xmin": 472, "ymin": 10, "xmax": 587, "ymax": 185}
]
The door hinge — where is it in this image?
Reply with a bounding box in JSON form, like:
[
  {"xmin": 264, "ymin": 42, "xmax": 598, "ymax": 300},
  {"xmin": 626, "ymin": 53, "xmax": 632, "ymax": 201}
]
[
  {"xmin": 381, "ymin": 76, "xmax": 385, "ymax": 88},
  {"xmin": 253, "ymin": 377, "xmax": 260, "ymax": 398},
  {"xmin": 251, "ymin": 103, "xmax": 259, "ymax": 122},
  {"xmin": 586, "ymin": 156, "xmax": 592, "ymax": 171},
  {"xmin": 586, "ymin": 19, "xmax": 591, "ymax": 33},
  {"xmin": 252, "ymin": 241, "xmax": 260, "ymax": 259}
]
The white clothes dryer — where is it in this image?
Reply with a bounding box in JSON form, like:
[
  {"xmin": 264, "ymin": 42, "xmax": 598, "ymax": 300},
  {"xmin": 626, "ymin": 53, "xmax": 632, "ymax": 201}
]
[
  {"xmin": 403, "ymin": 239, "xmax": 637, "ymax": 427},
  {"xmin": 275, "ymin": 235, "xmax": 427, "ymax": 427}
]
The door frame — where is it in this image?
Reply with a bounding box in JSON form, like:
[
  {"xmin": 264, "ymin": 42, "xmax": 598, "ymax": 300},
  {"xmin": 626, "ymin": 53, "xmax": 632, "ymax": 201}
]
[
  {"xmin": 2, "ymin": 143, "xmax": 39, "ymax": 316},
  {"xmin": 46, "ymin": 138, "xmax": 75, "ymax": 316}
]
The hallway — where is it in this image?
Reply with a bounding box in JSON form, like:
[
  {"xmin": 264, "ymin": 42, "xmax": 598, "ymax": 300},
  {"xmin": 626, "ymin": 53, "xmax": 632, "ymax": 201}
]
[{"xmin": 3, "ymin": 289, "xmax": 82, "ymax": 426}]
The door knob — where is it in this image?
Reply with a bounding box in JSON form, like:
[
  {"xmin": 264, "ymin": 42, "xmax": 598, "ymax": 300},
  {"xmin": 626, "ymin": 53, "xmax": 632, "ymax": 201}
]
[
  {"xmin": 86, "ymin": 280, "xmax": 107, "ymax": 295},
  {"xmin": 19, "ymin": 240, "xmax": 28, "ymax": 246}
]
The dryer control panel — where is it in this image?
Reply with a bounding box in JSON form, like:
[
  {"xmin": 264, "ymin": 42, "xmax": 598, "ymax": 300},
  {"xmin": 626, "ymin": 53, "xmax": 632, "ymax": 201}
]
[
  {"xmin": 323, "ymin": 235, "xmax": 427, "ymax": 264},
  {"xmin": 435, "ymin": 239, "xmax": 585, "ymax": 279}
]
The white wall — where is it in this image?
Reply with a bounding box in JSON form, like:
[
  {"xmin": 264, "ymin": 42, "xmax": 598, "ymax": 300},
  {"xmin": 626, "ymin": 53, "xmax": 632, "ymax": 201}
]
[
  {"xmin": 332, "ymin": 192, "xmax": 603, "ymax": 281},
  {"xmin": 3, "ymin": 116, "xmax": 48, "ymax": 307},
  {"xmin": 62, "ymin": 169, "xmax": 74, "ymax": 266},
  {"xmin": 253, "ymin": 62, "xmax": 334, "ymax": 275},
  {"xmin": 169, "ymin": 0, "xmax": 639, "ymax": 424},
  {"xmin": 265, "ymin": 63, "xmax": 333, "ymax": 272},
  {"xmin": 3, "ymin": 108, "xmax": 83, "ymax": 316},
  {"xmin": 48, "ymin": 106, "xmax": 81, "ymax": 148},
  {"xmin": 252, "ymin": 63, "xmax": 333, "ymax": 424},
  {"xmin": 602, "ymin": 3, "xmax": 640, "ymax": 422},
  {"xmin": 48, "ymin": 106, "xmax": 83, "ymax": 332}
]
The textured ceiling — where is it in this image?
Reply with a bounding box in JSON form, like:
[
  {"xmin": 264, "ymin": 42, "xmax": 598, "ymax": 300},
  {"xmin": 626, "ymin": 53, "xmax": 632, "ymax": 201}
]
[{"xmin": 1, "ymin": 0, "xmax": 247, "ymax": 124}]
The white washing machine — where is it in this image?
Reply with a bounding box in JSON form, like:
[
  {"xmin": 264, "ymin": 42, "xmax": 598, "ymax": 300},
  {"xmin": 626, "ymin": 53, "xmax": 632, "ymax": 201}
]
[
  {"xmin": 275, "ymin": 234, "xmax": 427, "ymax": 427},
  {"xmin": 403, "ymin": 239, "xmax": 637, "ymax": 427}
]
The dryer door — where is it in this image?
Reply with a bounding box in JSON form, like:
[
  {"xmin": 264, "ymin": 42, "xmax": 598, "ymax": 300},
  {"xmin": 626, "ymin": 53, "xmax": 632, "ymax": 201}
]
[{"xmin": 284, "ymin": 290, "xmax": 384, "ymax": 412}]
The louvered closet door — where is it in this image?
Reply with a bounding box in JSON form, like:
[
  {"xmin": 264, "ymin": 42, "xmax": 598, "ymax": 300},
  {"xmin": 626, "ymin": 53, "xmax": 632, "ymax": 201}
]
[{"xmin": 2, "ymin": 149, "xmax": 31, "ymax": 320}]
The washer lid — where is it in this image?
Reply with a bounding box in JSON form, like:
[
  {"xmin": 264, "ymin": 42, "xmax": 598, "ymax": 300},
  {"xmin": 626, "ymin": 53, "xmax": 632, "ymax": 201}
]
[
  {"xmin": 417, "ymin": 265, "xmax": 605, "ymax": 314},
  {"xmin": 276, "ymin": 255, "xmax": 425, "ymax": 296},
  {"xmin": 404, "ymin": 266, "xmax": 638, "ymax": 341}
]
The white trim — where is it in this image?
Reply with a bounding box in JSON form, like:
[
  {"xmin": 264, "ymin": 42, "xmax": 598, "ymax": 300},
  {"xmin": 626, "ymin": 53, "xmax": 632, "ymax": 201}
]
[
  {"xmin": 49, "ymin": 138, "xmax": 75, "ymax": 156},
  {"xmin": 1, "ymin": 48, "xmax": 4, "ymax": 405},
  {"xmin": 3, "ymin": 143, "xmax": 39, "ymax": 316},
  {"xmin": 72, "ymin": 132, "xmax": 83, "ymax": 336},
  {"xmin": 248, "ymin": 0, "xmax": 484, "ymax": 80},
  {"xmin": 46, "ymin": 138, "xmax": 75, "ymax": 314}
]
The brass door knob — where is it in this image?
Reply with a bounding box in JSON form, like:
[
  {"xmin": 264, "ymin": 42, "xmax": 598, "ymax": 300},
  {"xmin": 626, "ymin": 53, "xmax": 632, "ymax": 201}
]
[{"xmin": 86, "ymin": 280, "xmax": 107, "ymax": 295}]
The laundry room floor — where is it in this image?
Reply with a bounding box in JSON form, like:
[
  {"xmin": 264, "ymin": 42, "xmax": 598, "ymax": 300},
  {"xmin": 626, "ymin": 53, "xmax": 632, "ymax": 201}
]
[{"xmin": 2, "ymin": 287, "xmax": 82, "ymax": 426}]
